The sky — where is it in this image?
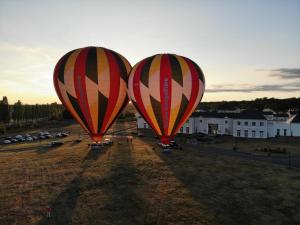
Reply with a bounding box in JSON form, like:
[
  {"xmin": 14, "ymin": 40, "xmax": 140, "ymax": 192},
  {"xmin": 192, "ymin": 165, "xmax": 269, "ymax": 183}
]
[{"xmin": 0, "ymin": 0, "xmax": 299, "ymax": 104}]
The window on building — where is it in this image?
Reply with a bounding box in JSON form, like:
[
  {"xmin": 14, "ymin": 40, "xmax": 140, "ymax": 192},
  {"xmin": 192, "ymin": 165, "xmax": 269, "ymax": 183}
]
[
  {"xmin": 186, "ymin": 127, "xmax": 189, "ymax": 134},
  {"xmin": 200, "ymin": 120, "xmax": 202, "ymax": 123},
  {"xmin": 225, "ymin": 128, "xmax": 228, "ymax": 134},
  {"xmin": 252, "ymin": 122, "xmax": 256, "ymax": 126},
  {"xmin": 180, "ymin": 127, "xmax": 183, "ymax": 133},
  {"xmin": 144, "ymin": 123, "xmax": 147, "ymax": 128},
  {"xmin": 244, "ymin": 121, "xmax": 248, "ymax": 126},
  {"xmin": 252, "ymin": 130, "xmax": 256, "ymax": 138},
  {"xmin": 244, "ymin": 130, "xmax": 248, "ymax": 137},
  {"xmin": 277, "ymin": 129, "xmax": 280, "ymax": 136},
  {"xmin": 237, "ymin": 130, "xmax": 241, "ymax": 137},
  {"xmin": 260, "ymin": 122, "xmax": 264, "ymax": 126},
  {"xmin": 237, "ymin": 121, "xmax": 241, "ymax": 125},
  {"xmin": 260, "ymin": 131, "xmax": 264, "ymax": 138},
  {"xmin": 225, "ymin": 120, "xmax": 228, "ymax": 124},
  {"xmin": 284, "ymin": 129, "xmax": 287, "ymax": 136}
]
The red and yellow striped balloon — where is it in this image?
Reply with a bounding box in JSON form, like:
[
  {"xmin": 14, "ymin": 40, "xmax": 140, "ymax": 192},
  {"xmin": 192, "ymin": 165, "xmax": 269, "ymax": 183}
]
[
  {"xmin": 53, "ymin": 47, "xmax": 131, "ymax": 142},
  {"xmin": 128, "ymin": 54, "xmax": 205, "ymax": 144}
]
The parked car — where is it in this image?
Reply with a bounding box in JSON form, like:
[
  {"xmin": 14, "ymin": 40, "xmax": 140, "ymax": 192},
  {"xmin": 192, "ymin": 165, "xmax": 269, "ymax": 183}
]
[
  {"xmin": 46, "ymin": 134, "xmax": 53, "ymax": 138},
  {"xmin": 55, "ymin": 133, "xmax": 62, "ymax": 138},
  {"xmin": 15, "ymin": 135, "xmax": 23, "ymax": 139},
  {"xmin": 44, "ymin": 131, "xmax": 50, "ymax": 135},
  {"xmin": 32, "ymin": 136, "xmax": 38, "ymax": 140},
  {"xmin": 25, "ymin": 134, "xmax": 31, "ymax": 138},
  {"xmin": 51, "ymin": 141, "xmax": 64, "ymax": 147},
  {"xmin": 26, "ymin": 137, "xmax": 34, "ymax": 141},
  {"xmin": 169, "ymin": 140, "xmax": 182, "ymax": 149},
  {"xmin": 11, "ymin": 139, "xmax": 18, "ymax": 143},
  {"xmin": 39, "ymin": 135, "xmax": 46, "ymax": 139},
  {"xmin": 3, "ymin": 140, "xmax": 11, "ymax": 144},
  {"xmin": 18, "ymin": 138, "xmax": 26, "ymax": 142},
  {"xmin": 61, "ymin": 133, "xmax": 69, "ymax": 137}
]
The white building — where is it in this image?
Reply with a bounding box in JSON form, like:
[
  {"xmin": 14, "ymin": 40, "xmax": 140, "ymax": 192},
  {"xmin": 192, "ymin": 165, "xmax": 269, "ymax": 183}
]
[
  {"xmin": 136, "ymin": 111, "xmax": 300, "ymax": 139},
  {"xmin": 232, "ymin": 114, "xmax": 268, "ymax": 138},
  {"xmin": 291, "ymin": 114, "xmax": 300, "ymax": 136}
]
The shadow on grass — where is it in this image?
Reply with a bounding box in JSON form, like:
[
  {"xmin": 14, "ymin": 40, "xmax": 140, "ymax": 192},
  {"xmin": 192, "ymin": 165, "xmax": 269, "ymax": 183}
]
[
  {"xmin": 35, "ymin": 145, "xmax": 61, "ymax": 154},
  {"xmin": 37, "ymin": 147, "xmax": 105, "ymax": 225},
  {"xmin": 38, "ymin": 141, "xmax": 149, "ymax": 225},
  {"xmin": 151, "ymin": 144, "xmax": 299, "ymax": 225},
  {"xmin": 96, "ymin": 143, "xmax": 149, "ymax": 225},
  {"xmin": 37, "ymin": 175, "xmax": 82, "ymax": 225}
]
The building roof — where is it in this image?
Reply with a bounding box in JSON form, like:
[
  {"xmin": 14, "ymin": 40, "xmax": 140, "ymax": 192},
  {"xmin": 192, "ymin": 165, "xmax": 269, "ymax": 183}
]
[
  {"xmin": 233, "ymin": 113, "xmax": 266, "ymax": 120},
  {"xmin": 262, "ymin": 111, "xmax": 274, "ymax": 115},
  {"xmin": 192, "ymin": 111, "xmax": 234, "ymax": 118},
  {"xmin": 192, "ymin": 111, "xmax": 266, "ymax": 120},
  {"xmin": 291, "ymin": 114, "xmax": 300, "ymax": 123},
  {"xmin": 274, "ymin": 113, "xmax": 289, "ymax": 117}
]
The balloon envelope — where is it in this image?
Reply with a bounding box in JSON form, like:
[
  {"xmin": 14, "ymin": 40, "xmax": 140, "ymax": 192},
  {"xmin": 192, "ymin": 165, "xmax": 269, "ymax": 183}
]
[
  {"xmin": 53, "ymin": 47, "xmax": 131, "ymax": 142},
  {"xmin": 128, "ymin": 54, "xmax": 205, "ymax": 144}
]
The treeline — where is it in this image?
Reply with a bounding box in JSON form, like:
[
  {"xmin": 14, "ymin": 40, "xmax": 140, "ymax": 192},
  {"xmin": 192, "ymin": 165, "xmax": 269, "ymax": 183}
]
[
  {"xmin": 200, "ymin": 97, "xmax": 300, "ymax": 112},
  {"xmin": 0, "ymin": 96, "xmax": 65, "ymax": 125}
]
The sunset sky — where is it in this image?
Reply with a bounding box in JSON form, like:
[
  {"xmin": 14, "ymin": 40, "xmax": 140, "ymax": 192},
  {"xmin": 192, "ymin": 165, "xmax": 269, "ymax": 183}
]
[{"xmin": 0, "ymin": 0, "xmax": 299, "ymax": 104}]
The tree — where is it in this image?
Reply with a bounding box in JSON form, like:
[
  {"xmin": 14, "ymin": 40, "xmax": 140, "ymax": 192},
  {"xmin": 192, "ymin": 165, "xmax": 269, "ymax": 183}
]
[
  {"xmin": 0, "ymin": 96, "xmax": 10, "ymax": 124},
  {"xmin": 12, "ymin": 100, "xmax": 24, "ymax": 124}
]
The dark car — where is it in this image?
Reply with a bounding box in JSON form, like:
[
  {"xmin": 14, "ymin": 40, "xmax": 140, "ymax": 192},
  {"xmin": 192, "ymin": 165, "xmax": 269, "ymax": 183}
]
[
  {"xmin": 51, "ymin": 141, "xmax": 64, "ymax": 147},
  {"xmin": 11, "ymin": 139, "xmax": 18, "ymax": 143},
  {"xmin": 169, "ymin": 141, "xmax": 182, "ymax": 150}
]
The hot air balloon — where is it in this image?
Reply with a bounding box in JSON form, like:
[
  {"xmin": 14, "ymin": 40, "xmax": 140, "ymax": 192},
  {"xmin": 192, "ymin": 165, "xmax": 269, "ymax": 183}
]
[
  {"xmin": 53, "ymin": 47, "xmax": 131, "ymax": 142},
  {"xmin": 128, "ymin": 54, "xmax": 205, "ymax": 144}
]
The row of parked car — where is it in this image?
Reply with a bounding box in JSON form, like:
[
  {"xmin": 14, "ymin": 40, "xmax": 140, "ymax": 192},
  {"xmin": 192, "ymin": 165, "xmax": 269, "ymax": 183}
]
[{"xmin": 2, "ymin": 131, "xmax": 69, "ymax": 144}]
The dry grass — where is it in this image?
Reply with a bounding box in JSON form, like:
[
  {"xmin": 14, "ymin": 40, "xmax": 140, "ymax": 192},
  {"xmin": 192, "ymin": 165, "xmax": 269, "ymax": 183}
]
[{"xmin": 0, "ymin": 123, "xmax": 299, "ymax": 225}]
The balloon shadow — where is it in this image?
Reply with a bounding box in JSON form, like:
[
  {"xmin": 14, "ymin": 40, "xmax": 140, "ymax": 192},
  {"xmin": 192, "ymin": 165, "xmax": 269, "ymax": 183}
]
[
  {"xmin": 37, "ymin": 146, "xmax": 106, "ymax": 225},
  {"xmin": 37, "ymin": 139, "xmax": 150, "ymax": 225},
  {"xmin": 95, "ymin": 143, "xmax": 149, "ymax": 225}
]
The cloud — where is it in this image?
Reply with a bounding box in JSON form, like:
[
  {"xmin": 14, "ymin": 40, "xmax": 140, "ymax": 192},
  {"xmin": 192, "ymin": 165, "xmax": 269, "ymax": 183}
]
[
  {"xmin": 206, "ymin": 82, "xmax": 300, "ymax": 93},
  {"xmin": 269, "ymin": 68, "xmax": 300, "ymax": 79}
]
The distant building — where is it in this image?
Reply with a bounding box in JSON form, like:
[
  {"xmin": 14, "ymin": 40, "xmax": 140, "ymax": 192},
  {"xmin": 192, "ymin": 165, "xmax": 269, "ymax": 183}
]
[
  {"xmin": 291, "ymin": 114, "xmax": 300, "ymax": 136},
  {"xmin": 136, "ymin": 110, "xmax": 300, "ymax": 138}
]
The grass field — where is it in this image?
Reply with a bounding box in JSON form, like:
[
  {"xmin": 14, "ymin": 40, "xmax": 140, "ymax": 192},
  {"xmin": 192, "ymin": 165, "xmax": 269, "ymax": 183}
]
[{"xmin": 0, "ymin": 122, "xmax": 299, "ymax": 225}]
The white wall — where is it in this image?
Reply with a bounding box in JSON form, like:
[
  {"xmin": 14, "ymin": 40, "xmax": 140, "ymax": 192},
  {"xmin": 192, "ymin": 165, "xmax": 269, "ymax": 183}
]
[
  {"xmin": 194, "ymin": 117, "xmax": 233, "ymax": 135},
  {"xmin": 267, "ymin": 121, "xmax": 291, "ymax": 137},
  {"xmin": 291, "ymin": 123, "xmax": 300, "ymax": 137},
  {"xmin": 137, "ymin": 116, "xmax": 195, "ymax": 134},
  {"xmin": 137, "ymin": 117, "xmax": 149, "ymax": 129},
  {"xmin": 137, "ymin": 114, "xmax": 300, "ymax": 138},
  {"xmin": 178, "ymin": 118, "xmax": 195, "ymax": 134},
  {"xmin": 233, "ymin": 119, "xmax": 268, "ymax": 138}
]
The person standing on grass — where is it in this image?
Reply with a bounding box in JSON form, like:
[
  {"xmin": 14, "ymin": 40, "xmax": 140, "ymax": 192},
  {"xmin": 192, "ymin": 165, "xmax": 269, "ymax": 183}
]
[{"xmin": 45, "ymin": 206, "xmax": 52, "ymax": 218}]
